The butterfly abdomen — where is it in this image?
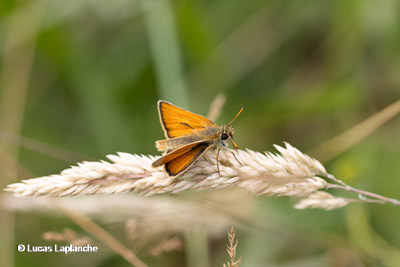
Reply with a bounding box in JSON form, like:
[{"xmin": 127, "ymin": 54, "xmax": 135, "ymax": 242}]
[
  {"xmin": 156, "ymin": 136, "xmax": 203, "ymax": 152},
  {"xmin": 156, "ymin": 127, "xmax": 220, "ymax": 152}
]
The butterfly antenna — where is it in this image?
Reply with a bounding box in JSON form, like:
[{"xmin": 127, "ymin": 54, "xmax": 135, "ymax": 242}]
[{"xmin": 228, "ymin": 107, "xmax": 244, "ymax": 125}]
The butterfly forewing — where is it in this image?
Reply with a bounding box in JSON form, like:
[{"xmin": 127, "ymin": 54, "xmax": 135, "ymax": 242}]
[{"xmin": 158, "ymin": 101, "xmax": 216, "ymax": 138}]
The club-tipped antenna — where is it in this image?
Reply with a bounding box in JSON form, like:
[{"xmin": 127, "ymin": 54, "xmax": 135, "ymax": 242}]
[{"xmin": 228, "ymin": 107, "xmax": 244, "ymax": 125}]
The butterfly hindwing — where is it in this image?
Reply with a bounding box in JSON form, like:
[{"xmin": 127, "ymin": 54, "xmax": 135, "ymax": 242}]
[
  {"xmin": 165, "ymin": 142, "xmax": 210, "ymax": 176},
  {"xmin": 151, "ymin": 140, "xmax": 211, "ymax": 176}
]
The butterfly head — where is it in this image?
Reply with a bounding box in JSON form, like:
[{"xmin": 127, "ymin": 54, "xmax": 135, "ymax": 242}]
[
  {"xmin": 220, "ymin": 125, "xmax": 238, "ymax": 149},
  {"xmin": 221, "ymin": 125, "xmax": 234, "ymax": 139},
  {"xmin": 220, "ymin": 107, "xmax": 243, "ymax": 149}
]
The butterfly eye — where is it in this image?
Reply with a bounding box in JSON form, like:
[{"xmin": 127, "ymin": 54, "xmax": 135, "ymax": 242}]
[{"xmin": 221, "ymin": 133, "xmax": 229, "ymax": 140}]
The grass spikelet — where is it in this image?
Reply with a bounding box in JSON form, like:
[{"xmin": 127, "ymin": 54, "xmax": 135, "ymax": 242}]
[
  {"xmin": 223, "ymin": 226, "xmax": 242, "ymax": 267},
  {"xmin": 4, "ymin": 142, "xmax": 400, "ymax": 208},
  {"xmin": 4, "ymin": 143, "xmax": 327, "ymax": 198},
  {"xmin": 294, "ymin": 191, "xmax": 349, "ymax": 210}
]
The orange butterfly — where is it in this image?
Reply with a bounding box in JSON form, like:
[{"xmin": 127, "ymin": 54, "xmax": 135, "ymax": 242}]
[{"xmin": 151, "ymin": 100, "xmax": 243, "ymax": 177}]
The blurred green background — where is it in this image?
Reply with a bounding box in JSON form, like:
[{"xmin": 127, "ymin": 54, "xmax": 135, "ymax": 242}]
[{"xmin": 1, "ymin": 0, "xmax": 400, "ymax": 266}]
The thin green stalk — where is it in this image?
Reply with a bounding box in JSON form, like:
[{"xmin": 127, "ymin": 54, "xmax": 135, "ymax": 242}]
[{"xmin": 140, "ymin": 0, "xmax": 188, "ymax": 106}]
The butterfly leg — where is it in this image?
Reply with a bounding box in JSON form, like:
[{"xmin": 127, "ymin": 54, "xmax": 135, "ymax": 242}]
[
  {"xmin": 229, "ymin": 138, "xmax": 241, "ymax": 165},
  {"xmin": 230, "ymin": 148, "xmax": 242, "ymax": 165},
  {"xmin": 216, "ymin": 147, "xmax": 221, "ymax": 175}
]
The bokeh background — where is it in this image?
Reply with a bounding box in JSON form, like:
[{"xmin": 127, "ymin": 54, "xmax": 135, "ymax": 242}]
[{"xmin": 1, "ymin": 0, "xmax": 400, "ymax": 266}]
